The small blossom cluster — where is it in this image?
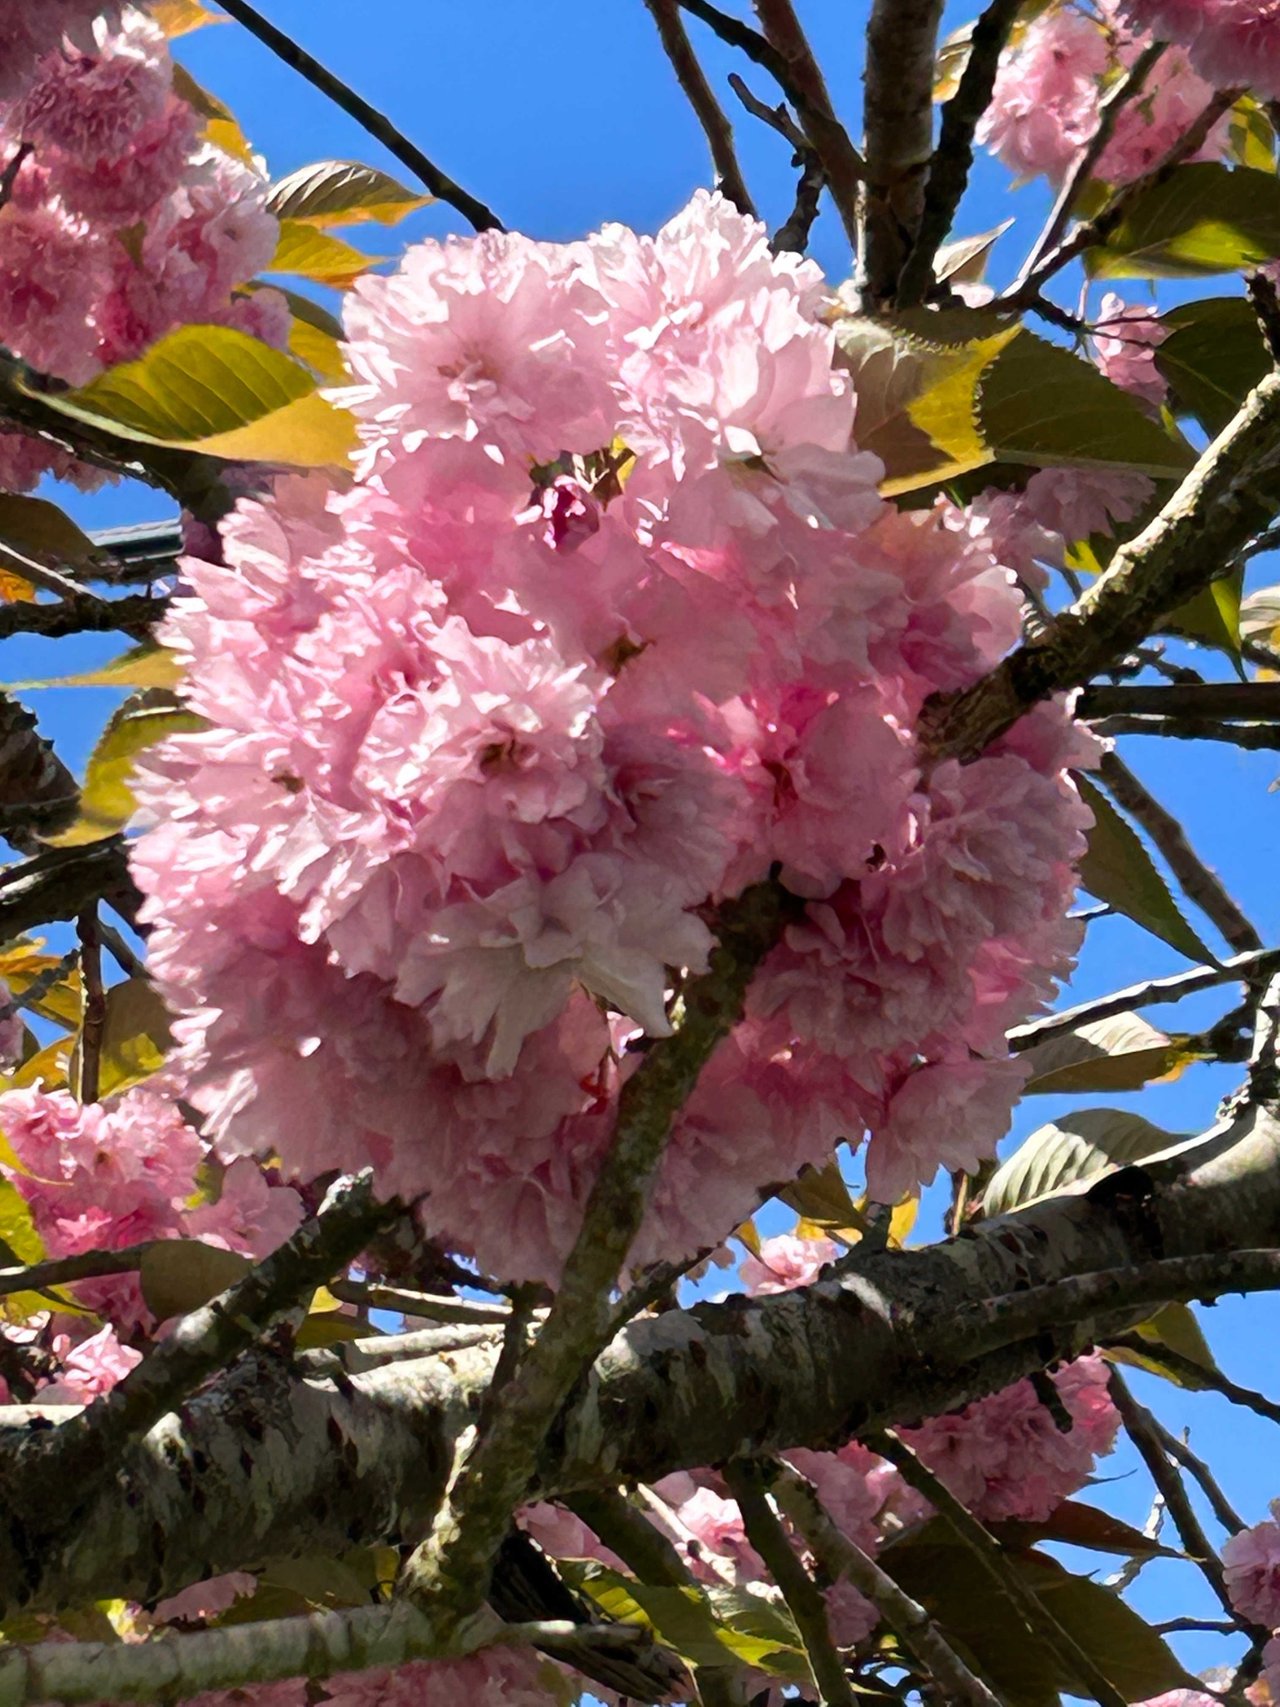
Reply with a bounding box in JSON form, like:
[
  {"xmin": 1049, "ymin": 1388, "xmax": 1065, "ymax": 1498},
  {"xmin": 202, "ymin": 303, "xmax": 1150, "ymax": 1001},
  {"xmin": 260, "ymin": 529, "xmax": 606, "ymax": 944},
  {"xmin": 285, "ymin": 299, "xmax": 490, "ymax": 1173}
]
[
  {"xmin": 1223, "ymin": 1507, "xmax": 1280, "ymax": 1704},
  {"xmin": 0, "ymin": 2, "xmax": 284, "ymax": 492},
  {"xmin": 0, "ymin": 1083, "xmax": 303, "ymax": 1335},
  {"xmin": 133, "ymin": 191, "xmax": 1091, "ymax": 1284},
  {"xmin": 1119, "ymin": 0, "xmax": 1280, "ymax": 100},
  {"xmin": 979, "ymin": 0, "xmax": 1233, "ymax": 187}
]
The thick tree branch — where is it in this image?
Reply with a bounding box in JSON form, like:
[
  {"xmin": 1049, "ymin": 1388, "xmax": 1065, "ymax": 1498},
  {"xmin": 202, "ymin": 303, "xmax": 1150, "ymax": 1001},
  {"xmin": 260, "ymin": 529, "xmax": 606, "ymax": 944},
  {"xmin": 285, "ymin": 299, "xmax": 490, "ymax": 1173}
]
[
  {"xmin": 1096, "ymin": 751, "xmax": 1263, "ymax": 955},
  {"xmin": 861, "ymin": 0, "xmax": 945, "ymax": 304},
  {"xmin": 1082, "ymin": 684, "xmax": 1280, "ymax": 721},
  {"xmin": 212, "ymin": 0, "xmax": 502, "ymax": 232},
  {"xmin": 645, "ymin": 0, "xmax": 756, "ymax": 216},
  {"xmin": 922, "ymin": 372, "xmax": 1280, "ymax": 762},
  {"xmin": 896, "ymin": 0, "xmax": 1022, "ymax": 307},
  {"xmin": 7, "ymin": 1104, "xmax": 1280, "ymax": 1617}
]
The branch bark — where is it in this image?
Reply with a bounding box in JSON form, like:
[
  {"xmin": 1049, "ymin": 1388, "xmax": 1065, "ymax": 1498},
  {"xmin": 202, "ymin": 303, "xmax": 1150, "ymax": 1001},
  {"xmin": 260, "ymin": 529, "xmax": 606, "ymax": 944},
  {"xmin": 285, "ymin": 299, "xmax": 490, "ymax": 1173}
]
[
  {"xmin": 861, "ymin": 0, "xmax": 945, "ymax": 304},
  {"xmin": 6, "ymin": 1103, "xmax": 1280, "ymax": 1617},
  {"xmin": 922, "ymin": 372, "xmax": 1280, "ymax": 762},
  {"xmin": 645, "ymin": 0, "xmax": 756, "ymax": 216},
  {"xmin": 0, "ymin": 838, "xmax": 140, "ymax": 940}
]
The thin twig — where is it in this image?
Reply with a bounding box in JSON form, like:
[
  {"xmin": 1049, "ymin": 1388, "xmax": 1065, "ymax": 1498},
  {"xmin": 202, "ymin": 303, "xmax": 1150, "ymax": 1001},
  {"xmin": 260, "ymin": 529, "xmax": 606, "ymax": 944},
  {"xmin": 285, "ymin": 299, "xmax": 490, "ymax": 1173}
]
[
  {"xmin": 1090, "ymin": 715, "xmax": 1280, "ymax": 749},
  {"xmin": 1005, "ymin": 87, "xmax": 1241, "ymax": 308},
  {"xmin": 867, "ymin": 1430, "xmax": 1130, "ymax": 1707},
  {"xmin": 724, "ymin": 1459, "xmax": 855, "ymax": 1707},
  {"xmin": 645, "ymin": 0, "xmax": 755, "ymax": 215},
  {"xmin": 1156, "ymin": 1424, "xmax": 1248, "ymax": 1537},
  {"xmin": 0, "ymin": 1241, "xmax": 154, "ymax": 1301},
  {"xmin": 1107, "ymin": 1342, "xmax": 1280, "ymax": 1438},
  {"xmin": 1155, "ymin": 1617, "xmax": 1239, "ymax": 1635},
  {"xmin": 212, "ymin": 0, "xmax": 503, "ymax": 232},
  {"xmin": 96, "ymin": 920, "xmax": 145, "ymax": 979},
  {"xmin": 772, "ymin": 1465, "xmax": 1006, "ymax": 1707},
  {"xmin": 326, "ymin": 1278, "xmax": 512, "ymax": 1325},
  {"xmin": 1098, "ymin": 751, "xmax": 1264, "ymax": 954},
  {"xmin": 1008, "ymin": 947, "xmax": 1280, "ymax": 1052},
  {"xmin": 0, "ymin": 947, "xmax": 78, "ymax": 1026},
  {"xmin": 897, "ymin": 0, "xmax": 1022, "ymax": 306},
  {"xmin": 727, "ymin": 73, "xmax": 824, "ymax": 254},
  {"xmin": 1107, "ymin": 1371, "xmax": 1252, "ymax": 1631},
  {"xmin": 749, "ymin": 0, "xmax": 863, "ymax": 248},
  {"xmin": 74, "ymin": 910, "xmax": 104, "ymax": 1104},
  {"xmin": 0, "ymin": 838, "xmax": 141, "ymax": 941},
  {"xmin": 1012, "ymin": 44, "xmax": 1165, "ymax": 294}
]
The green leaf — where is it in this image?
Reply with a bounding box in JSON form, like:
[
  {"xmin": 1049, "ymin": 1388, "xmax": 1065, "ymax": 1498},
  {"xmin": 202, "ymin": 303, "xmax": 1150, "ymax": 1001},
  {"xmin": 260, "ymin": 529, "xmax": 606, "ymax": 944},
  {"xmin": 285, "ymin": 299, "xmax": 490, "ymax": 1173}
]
[
  {"xmin": 881, "ymin": 1528, "xmax": 1191, "ymax": 1707},
  {"xmin": 268, "ymin": 221, "xmax": 384, "ymax": 289},
  {"xmin": 1156, "ymin": 297, "xmax": 1271, "ymax": 436},
  {"xmin": 44, "ymin": 326, "xmax": 357, "ymax": 471},
  {"xmin": 265, "ymin": 160, "xmax": 433, "ymax": 228},
  {"xmin": 933, "ymin": 221, "xmax": 1014, "ymax": 286},
  {"xmin": 46, "ymin": 690, "xmax": 203, "ymax": 847},
  {"xmin": 1090, "ymin": 163, "xmax": 1280, "ymax": 278},
  {"xmin": 5, "ymin": 641, "xmax": 183, "ymax": 694},
  {"xmin": 981, "ymin": 1108, "xmax": 1187, "ymax": 1218},
  {"xmin": 1165, "ymin": 566, "xmax": 1244, "ymax": 665},
  {"xmin": 565, "ymin": 1562, "xmax": 811, "ymax": 1684},
  {"xmin": 1075, "ymin": 774, "xmax": 1216, "ymax": 963},
  {"xmin": 1020, "ymin": 1010, "xmax": 1200, "ymax": 1095},
  {"xmin": 69, "ymin": 975, "xmax": 173, "ymax": 1101},
  {"xmin": 1242, "ymin": 581, "xmax": 1280, "ymax": 649},
  {"xmin": 250, "ymin": 287, "xmax": 348, "ymax": 382},
  {"xmin": 140, "ymin": 1238, "xmax": 251, "ymax": 1321},
  {"xmin": 0, "ymin": 494, "xmax": 99, "ymax": 569},
  {"xmin": 151, "ymin": 0, "xmax": 226, "ymax": 36},
  {"xmin": 778, "ymin": 1158, "xmax": 862, "ymax": 1237},
  {"xmin": 1227, "ymin": 95, "xmax": 1277, "ymax": 172}
]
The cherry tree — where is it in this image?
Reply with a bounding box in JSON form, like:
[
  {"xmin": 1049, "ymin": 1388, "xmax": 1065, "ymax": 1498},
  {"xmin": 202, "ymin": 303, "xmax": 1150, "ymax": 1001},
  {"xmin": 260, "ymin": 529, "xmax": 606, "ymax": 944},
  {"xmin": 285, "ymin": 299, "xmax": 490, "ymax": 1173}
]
[{"xmin": 0, "ymin": 2, "xmax": 1279, "ymax": 1704}]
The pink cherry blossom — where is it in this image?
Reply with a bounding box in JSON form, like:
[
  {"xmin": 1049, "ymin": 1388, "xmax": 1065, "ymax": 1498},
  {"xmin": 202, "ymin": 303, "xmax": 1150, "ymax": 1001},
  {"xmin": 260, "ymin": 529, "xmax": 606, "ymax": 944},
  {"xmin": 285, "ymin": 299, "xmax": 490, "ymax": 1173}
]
[
  {"xmin": 1224, "ymin": 1504, "xmax": 1280, "ymax": 1626},
  {"xmin": 1120, "ymin": 0, "xmax": 1280, "ymax": 99},
  {"xmin": 740, "ymin": 1233, "xmax": 837, "ymax": 1295},
  {"xmin": 1093, "ymin": 293, "xmax": 1170, "ymax": 409}
]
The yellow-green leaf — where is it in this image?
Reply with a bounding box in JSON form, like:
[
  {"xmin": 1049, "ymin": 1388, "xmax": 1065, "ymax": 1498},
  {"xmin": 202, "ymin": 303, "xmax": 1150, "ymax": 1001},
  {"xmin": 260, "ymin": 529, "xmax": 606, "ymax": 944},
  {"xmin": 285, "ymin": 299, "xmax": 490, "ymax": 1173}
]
[
  {"xmin": 69, "ymin": 976, "xmax": 173, "ymax": 1100},
  {"xmin": 1076, "ymin": 774, "xmax": 1216, "ymax": 963},
  {"xmin": 1020, "ymin": 1010, "xmax": 1200, "ymax": 1095},
  {"xmin": 265, "ymin": 160, "xmax": 433, "ymax": 228},
  {"xmin": 46, "ymin": 326, "xmax": 357, "ymax": 472},
  {"xmin": 151, "ymin": 0, "xmax": 226, "ymax": 35},
  {"xmin": 1109, "ymin": 1301, "xmax": 1221, "ymax": 1389},
  {"xmin": 269, "ymin": 221, "xmax": 383, "ymax": 289},
  {"xmin": 0, "ymin": 944, "xmax": 82, "ymax": 1032},
  {"xmin": 169, "ymin": 64, "xmax": 256, "ymax": 164},
  {"xmin": 0, "ymin": 495, "xmax": 98, "ymax": 570},
  {"xmin": 5, "ymin": 641, "xmax": 183, "ymax": 694},
  {"xmin": 46, "ymin": 691, "xmax": 203, "ymax": 847},
  {"xmin": 140, "ymin": 1238, "xmax": 251, "ymax": 1321},
  {"xmin": 6, "ymin": 1035, "xmax": 72, "ymax": 1093},
  {"xmin": 1090, "ymin": 163, "xmax": 1280, "ymax": 278},
  {"xmin": 981, "ymin": 1108, "xmax": 1186, "ymax": 1218}
]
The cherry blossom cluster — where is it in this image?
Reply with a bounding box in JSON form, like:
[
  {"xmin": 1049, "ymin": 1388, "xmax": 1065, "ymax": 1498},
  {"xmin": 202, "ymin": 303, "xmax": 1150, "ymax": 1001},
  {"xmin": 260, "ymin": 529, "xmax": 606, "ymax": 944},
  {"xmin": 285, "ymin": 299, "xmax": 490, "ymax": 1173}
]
[
  {"xmin": 0, "ymin": 1, "xmax": 284, "ymax": 492},
  {"xmin": 0, "ymin": 1082, "xmax": 301, "ymax": 1402},
  {"xmin": 979, "ymin": 0, "xmax": 1236, "ymax": 187},
  {"xmin": 1222, "ymin": 1506, "xmax": 1280, "ymax": 1703},
  {"xmin": 131, "ymin": 190, "xmax": 1092, "ymax": 1284}
]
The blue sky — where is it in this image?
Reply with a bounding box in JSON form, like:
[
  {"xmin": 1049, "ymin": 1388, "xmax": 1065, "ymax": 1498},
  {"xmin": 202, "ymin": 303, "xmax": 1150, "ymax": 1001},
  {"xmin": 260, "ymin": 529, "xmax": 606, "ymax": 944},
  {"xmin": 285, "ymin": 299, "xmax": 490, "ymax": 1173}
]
[{"xmin": 9, "ymin": 0, "xmax": 1280, "ymax": 1684}]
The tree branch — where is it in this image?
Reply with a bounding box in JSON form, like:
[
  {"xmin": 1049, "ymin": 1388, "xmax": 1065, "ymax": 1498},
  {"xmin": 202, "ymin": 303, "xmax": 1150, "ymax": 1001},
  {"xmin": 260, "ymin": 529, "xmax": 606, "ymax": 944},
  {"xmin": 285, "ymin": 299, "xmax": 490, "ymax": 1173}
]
[
  {"xmin": 724, "ymin": 1459, "xmax": 855, "ymax": 1707},
  {"xmin": 1090, "ymin": 716, "xmax": 1280, "ymax": 749},
  {"xmin": 749, "ymin": 0, "xmax": 863, "ymax": 249},
  {"xmin": 1108, "ymin": 1331, "xmax": 1280, "ymax": 1436},
  {"xmin": 0, "ymin": 839, "xmax": 140, "ymax": 942},
  {"xmin": 399, "ymin": 879, "xmax": 797, "ymax": 1619},
  {"xmin": 771, "ymin": 1465, "xmax": 1005, "ymax": 1707},
  {"xmin": 896, "ymin": 0, "xmax": 1022, "ymax": 307},
  {"xmin": 0, "ymin": 693, "xmax": 79, "ymax": 855},
  {"xmin": 645, "ymin": 0, "xmax": 756, "ymax": 216},
  {"xmin": 922, "ymin": 371, "xmax": 1280, "ymax": 763},
  {"xmin": 727, "ymin": 73, "xmax": 823, "ymax": 254},
  {"xmin": 1096, "ymin": 750, "xmax": 1263, "ymax": 955},
  {"xmin": 212, "ymin": 0, "xmax": 502, "ymax": 232},
  {"xmin": 0, "ymin": 591, "xmax": 166, "ymax": 643},
  {"xmin": 1008, "ymin": 947, "xmax": 1280, "ymax": 1051},
  {"xmin": 1107, "ymin": 1371, "xmax": 1252, "ymax": 1633},
  {"xmin": 8, "ymin": 1104, "xmax": 1280, "ymax": 1617},
  {"xmin": 860, "ymin": 0, "xmax": 946, "ymax": 304},
  {"xmin": 867, "ymin": 1430, "xmax": 1129, "ymax": 1707}
]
